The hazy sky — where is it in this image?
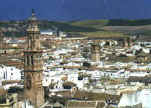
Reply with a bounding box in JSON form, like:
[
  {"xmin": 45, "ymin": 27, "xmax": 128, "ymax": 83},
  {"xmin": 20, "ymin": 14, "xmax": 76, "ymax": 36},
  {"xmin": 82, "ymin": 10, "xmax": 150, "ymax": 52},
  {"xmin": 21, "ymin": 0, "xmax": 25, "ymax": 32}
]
[{"xmin": 0, "ymin": 0, "xmax": 151, "ymax": 20}]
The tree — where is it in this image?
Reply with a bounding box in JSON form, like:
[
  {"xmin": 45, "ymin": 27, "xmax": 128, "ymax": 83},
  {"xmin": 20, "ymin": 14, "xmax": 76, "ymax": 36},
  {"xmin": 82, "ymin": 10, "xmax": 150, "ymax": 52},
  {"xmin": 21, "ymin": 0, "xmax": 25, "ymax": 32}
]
[
  {"xmin": 63, "ymin": 81, "xmax": 76, "ymax": 89},
  {"xmin": 83, "ymin": 62, "xmax": 91, "ymax": 68}
]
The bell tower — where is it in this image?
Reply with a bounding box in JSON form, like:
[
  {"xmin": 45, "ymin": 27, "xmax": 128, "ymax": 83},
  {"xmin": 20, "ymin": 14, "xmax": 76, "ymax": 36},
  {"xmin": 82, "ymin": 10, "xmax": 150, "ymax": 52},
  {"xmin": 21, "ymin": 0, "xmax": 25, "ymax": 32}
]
[
  {"xmin": 24, "ymin": 9, "xmax": 44, "ymax": 107},
  {"xmin": 0, "ymin": 30, "xmax": 3, "ymax": 50},
  {"xmin": 91, "ymin": 42, "xmax": 100, "ymax": 62}
]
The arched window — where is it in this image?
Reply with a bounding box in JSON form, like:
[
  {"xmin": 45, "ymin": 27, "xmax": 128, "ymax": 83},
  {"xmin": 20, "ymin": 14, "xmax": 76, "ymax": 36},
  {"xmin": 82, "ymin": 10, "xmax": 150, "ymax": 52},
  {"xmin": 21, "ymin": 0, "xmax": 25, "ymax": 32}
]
[
  {"xmin": 27, "ymin": 56, "xmax": 30, "ymax": 65},
  {"xmin": 31, "ymin": 56, "xmax": 34, "ymax": 65},
  {"xmin": 26, "ymin": 75, "xmax": 32, "ymax": 89}
]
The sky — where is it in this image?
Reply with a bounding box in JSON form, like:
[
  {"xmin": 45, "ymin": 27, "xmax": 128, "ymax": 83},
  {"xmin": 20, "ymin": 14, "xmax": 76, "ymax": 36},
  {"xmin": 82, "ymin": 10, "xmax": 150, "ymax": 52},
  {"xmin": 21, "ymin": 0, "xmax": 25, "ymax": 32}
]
[{"xmin": 0, "ymin": 0, "xmax": 151, "ymax": 21}]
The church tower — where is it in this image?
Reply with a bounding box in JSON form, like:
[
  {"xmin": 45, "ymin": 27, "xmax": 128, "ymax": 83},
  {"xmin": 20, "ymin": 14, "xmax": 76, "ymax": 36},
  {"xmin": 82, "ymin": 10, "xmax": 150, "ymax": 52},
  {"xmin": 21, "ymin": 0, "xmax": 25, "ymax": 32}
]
[
  {"xmin": 0, "ymin": 30, "xmax": 3, "ymax": 50},
  {"xmin": 24, "ymin": 10, "xmax": 44, "ymax": 107},
  {"xmin": 91, "ymin": 42, "xmax": 100, "ymax": 62}
]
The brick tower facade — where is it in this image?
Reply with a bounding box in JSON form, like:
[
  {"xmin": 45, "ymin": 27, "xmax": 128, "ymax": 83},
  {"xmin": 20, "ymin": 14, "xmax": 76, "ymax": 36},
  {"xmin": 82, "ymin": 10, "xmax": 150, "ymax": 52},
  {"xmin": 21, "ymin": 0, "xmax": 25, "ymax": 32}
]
[
  {"xmin": 0, "ymin": 30, "xmax": 3, "ymax": 49},
  {"xmin": 91, "ymin": 43, "xmax": 100, "ymax": 62},
  {"xmin": 24, "ymin": 10, "xmax": 44, "ymax": 107}
]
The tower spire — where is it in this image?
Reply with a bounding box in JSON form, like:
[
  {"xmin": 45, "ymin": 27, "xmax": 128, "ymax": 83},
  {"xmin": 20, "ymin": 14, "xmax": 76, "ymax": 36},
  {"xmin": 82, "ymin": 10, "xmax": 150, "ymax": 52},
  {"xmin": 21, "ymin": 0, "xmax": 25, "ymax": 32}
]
[
  {"xmin": 32, "ymin": 9, "xmax": 35, "ymax": 15},
  {"xmin": 0, "ymin": 30, "xmax": 3, "ymax": 49},
  {"xmin": 31, "ymin": 9, "xmax": 36, "ymax": 20},
  {"xmin": 26, "ymin": 9, "xmax": 40, "ymax": 50}
]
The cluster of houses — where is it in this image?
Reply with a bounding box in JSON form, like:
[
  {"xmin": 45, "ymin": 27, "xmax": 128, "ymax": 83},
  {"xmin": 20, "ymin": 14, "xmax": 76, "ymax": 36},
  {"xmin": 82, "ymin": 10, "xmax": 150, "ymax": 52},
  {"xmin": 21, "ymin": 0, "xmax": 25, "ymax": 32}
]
[{"xmin": 1, "ymin": 36, "xmax": 151, "ymax": 107}]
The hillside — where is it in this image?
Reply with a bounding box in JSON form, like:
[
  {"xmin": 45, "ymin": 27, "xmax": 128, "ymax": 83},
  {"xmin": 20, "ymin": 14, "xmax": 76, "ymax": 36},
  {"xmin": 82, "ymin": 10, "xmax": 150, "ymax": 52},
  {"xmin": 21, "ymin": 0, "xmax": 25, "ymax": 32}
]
[
  {"xmin": 1, "ymin": 19, "xmax": 151, "ymax": 37},
  {"xmin": 71, "ymin": 19, "xmax": 151, "ymax": 27},
  {"xmin": 69, "ymin": 19, "xmax": 151, "ymax": 37}
]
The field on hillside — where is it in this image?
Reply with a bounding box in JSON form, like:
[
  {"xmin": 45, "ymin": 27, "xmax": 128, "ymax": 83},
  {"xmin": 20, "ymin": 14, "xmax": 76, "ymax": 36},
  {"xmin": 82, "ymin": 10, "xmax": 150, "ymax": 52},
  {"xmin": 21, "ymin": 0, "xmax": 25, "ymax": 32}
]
[{"xmin": 69, "ymin": 19, "xmax": 151, "ymax": 37}]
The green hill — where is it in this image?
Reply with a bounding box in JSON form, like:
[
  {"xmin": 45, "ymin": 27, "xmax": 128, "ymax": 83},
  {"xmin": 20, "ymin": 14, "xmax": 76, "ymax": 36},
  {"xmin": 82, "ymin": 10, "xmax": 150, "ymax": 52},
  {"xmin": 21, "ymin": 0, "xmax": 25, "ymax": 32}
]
[
  {"xmin": 69, "ymin": 19, "xmax": 151, "ymax": 37},
  {"xmin": 106, "ymin": 19, "xmax": 151, "ymax": 26},
  {"xmin": 70, "ymin": 20, "xmax": 109, "ymax": 29},
  {"xmin": 1, "ymin": 19, "xmax": 151, "ymax": 37},
  {"xmin": 70, "ymin": 19, "xmax": 151, "ymax": 27}
]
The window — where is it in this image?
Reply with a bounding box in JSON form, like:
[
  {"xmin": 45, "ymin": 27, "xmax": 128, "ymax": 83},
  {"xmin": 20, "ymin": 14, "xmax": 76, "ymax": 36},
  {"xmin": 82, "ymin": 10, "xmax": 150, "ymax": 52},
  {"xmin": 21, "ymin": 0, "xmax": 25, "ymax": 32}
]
[
  {"xmin": 26, "ymin": 75, "xmax": 32, "ymax": 89},
  {"xmin": 31, "ymin": 56, "xmax": 34, "ymax": 65}
]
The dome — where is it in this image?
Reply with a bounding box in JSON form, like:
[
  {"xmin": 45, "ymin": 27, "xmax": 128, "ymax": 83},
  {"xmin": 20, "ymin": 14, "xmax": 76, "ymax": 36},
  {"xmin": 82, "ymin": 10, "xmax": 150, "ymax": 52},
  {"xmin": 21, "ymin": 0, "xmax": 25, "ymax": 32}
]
[{"xmin": 26, "ymin": 9, "xmax": 40, "ymax": 32}]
